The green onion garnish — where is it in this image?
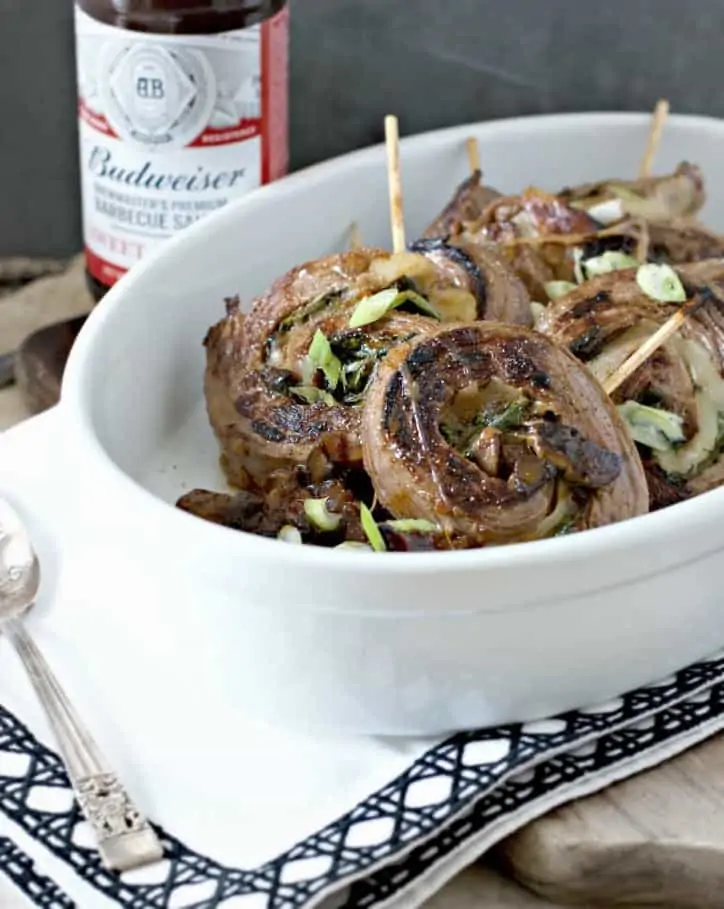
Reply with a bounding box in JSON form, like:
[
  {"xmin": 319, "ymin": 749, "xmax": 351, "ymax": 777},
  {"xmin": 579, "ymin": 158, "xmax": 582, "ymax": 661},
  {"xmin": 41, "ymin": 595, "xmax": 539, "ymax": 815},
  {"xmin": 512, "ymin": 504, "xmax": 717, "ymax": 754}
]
[
  {"xmin": 349, "ymin": 288, "xmax": 398, "ymax": 328},
  {"xmin": 277, "ymin": 525, "xmax": 303, "ymax": 544},
  {"xmin": 360, "ymin": 503, "xmax": 386, "ymax": 551},
  {"xmin": 582, "ymin": 251, "xmax": 638, "ymax": 278},
  {"xmin": 385, "ymin": 519, "xmax": 439, "ymax": 533},
  {"xmin": 348, "ymin": 288, "xmax": 441, "ymax": 329},
  {"xmin": 530, "ymin": 301, "xmax": 546, "ymax": 326},
  {"xmin": 544, "ymin": 281, "xmax": 577, "ymax": 300},
  {"xmin": 586, "ymin": 198, "xmax": 625, "ymax": 225},
  {"xmin": 307, "ymin": 330, "xmax": 342, "ymax": 389},
  {"xmin": 636, "ymin": 263, "xmax": 687, "ymax": 303},
  {"xmin": 304, "ymin": 498, "xmax": 342, "ymax": 532}
]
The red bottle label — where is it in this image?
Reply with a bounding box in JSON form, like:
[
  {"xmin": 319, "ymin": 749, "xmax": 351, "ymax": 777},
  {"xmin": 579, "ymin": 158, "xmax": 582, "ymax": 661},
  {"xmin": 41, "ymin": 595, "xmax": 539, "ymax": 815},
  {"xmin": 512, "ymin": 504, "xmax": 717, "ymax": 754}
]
[{"xmin": 74, "ymin": 5, "xmax": 290, "ymax": 289}]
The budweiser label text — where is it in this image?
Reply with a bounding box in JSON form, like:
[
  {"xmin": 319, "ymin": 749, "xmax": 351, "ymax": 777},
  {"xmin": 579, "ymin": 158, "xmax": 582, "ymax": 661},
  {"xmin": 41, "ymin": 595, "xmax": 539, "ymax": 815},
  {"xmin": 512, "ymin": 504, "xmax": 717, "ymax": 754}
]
[{"xmin": 75, "ymin": 5, "xmax": 289, "ymax": 287}]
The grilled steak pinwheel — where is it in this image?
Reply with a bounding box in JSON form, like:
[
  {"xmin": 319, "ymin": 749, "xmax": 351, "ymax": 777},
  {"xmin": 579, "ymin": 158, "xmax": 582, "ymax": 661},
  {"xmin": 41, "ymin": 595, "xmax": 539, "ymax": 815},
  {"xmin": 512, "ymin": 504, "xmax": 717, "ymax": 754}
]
[
  {"xmin": 408, "ymin": 237, "xmax": 532, "ymax": 325},
  {"xmin": 538, "ymin": 260, "xmax": 724, "ymax": 509},
  {"xmin": 433, "ymin": 164, "xmax": 715, "ymax": 303},
  {"xmin": 647, "ymin": 220, "xmax": 724, "ymax": 264},
  {"xmin": 422, "ymin": 170, "xmax": 502, "ymax": 239},
  {"xmin": 460, "ymin": 189, "xmax": 601, "ymax": 300},
  {"xmin": 205, "ymin": 244, "xmax": 531, "ymax": 489},
  {"xmin": 361, "ymin": 323, "xmax": 648, "ymax": 545},
  {"xmin": 182, "ymin": 149, "xmax": 724, "ymax": 554},
  {"xmin": 557, "ymin": 163, "xmax": 724, "ymax": 268},
  {"xmin": 558, "ymin": 162, "xmax": 705, "ymax": 223}
]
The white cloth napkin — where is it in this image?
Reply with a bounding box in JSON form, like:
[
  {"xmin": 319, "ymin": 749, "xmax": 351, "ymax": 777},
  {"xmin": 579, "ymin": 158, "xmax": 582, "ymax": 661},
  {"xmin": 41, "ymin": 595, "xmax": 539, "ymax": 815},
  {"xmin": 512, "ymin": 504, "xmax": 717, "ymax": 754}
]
[{"xmin": 1, "ymin": 409, "xmax": 723, "ymax": 909}]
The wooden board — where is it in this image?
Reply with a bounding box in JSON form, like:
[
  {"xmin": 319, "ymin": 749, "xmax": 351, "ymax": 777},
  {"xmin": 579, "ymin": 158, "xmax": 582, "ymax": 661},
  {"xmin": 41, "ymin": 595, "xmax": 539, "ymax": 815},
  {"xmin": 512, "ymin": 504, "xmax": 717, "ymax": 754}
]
[
  {"xmin": 0, "ymin": 255, "xmax": 92, "ymax": 416},
  {"xmin": 14, "ymin": 314, "xmax": 87, "ymax": 414},
  {"xmin": 500, "ymin": 732, "xmax": 724, "ymax": 907},
  {"xmin": 0, "ymin": 255, "xmax": 90, "ymax": 356}
]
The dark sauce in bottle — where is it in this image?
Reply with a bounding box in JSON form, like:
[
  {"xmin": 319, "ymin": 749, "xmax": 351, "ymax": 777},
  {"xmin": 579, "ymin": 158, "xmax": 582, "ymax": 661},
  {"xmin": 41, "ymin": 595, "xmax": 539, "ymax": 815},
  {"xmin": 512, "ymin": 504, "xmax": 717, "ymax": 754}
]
[{"xmin": 75, "ymin": 0, "xmax": 289, "ymax": 301}]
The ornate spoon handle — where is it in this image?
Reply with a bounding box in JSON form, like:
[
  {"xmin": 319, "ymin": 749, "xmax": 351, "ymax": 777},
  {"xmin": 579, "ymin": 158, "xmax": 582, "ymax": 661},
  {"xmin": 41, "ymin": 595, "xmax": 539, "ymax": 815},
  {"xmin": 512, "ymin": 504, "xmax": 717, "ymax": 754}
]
[{"xmin": 4, "ymin": 617, "xmax": 163, "ymax": 872}]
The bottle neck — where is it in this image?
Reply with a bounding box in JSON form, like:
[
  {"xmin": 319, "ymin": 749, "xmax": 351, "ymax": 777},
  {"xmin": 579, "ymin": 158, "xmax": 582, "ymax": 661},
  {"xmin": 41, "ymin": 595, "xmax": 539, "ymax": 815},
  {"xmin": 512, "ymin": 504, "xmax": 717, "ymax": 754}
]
[{"xmin": 76, "ymin": 0, "xmax": 287, "ymax": 33}]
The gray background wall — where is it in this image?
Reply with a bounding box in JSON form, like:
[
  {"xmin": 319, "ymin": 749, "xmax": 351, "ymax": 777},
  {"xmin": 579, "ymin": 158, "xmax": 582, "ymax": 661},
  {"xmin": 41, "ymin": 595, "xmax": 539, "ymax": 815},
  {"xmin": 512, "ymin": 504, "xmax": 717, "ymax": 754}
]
[{"xmin": 1, "ymin": 0, "xmax": 723, "ymax": 258}]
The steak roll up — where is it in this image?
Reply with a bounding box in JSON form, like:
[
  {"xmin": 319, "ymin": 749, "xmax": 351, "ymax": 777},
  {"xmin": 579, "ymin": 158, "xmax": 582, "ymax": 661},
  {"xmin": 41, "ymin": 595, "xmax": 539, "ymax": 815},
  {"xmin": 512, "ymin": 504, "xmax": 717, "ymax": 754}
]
[
  {"xmin": 559, "ymin": 163, "xmax": 724, "ymax": 266},
  {"xmin": 422, "ymin": 169, "xmax": 502, "ymax": 239},
  {"xmin": 558, "ymin": 162, "xmax": 706, "ymax": 223},
  {"xmin": 646, "ymin": 220, "xmax": 724, "ymax": 264},
  {"xmin": 460, "ymin": 189, "xmax": 602, "ymax": 300},
  {"xmin": 362, "ymin": 322, "xmax": 648, "ymax": 547},
  {"xmin": 538, "ymin": 260, "xmax": 724, "ymax": 509},
  {"xmin": 205, "ymin": 244, "xmax": 531, "ymax": 489}
]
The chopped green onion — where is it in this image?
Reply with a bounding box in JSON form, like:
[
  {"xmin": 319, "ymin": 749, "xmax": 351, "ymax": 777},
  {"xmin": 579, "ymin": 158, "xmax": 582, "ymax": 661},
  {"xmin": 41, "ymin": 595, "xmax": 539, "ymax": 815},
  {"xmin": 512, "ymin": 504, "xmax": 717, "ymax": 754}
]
[
  {"xmin": 544, "ymin": 281, "xmax": 577, "ymax": 300},
  {"xmin": 304, "ymin": 498, "xmax": 342, "ymax": 532},
  {"xmin": 277, "ymin": 525, "xmax": 303, "ymax": 544},
  {"xmin": 636, "ymin": 263, "xmax": 687, "ymax": 303},
  {"xmin": 290, "ymin": 386, "xmax": 337, "ymax": 406},
  {"xmin": 348, "ymin": 288, "xmax": 398, "ymax": 328},
  {"xmin": 335, "ymin": 541, "xmax": 372, "ymax": 551},
  {"xmin": 385, "ymin": 519, "xmax": 439, "ymax": 533},
  {"xmin": 617, "ymin": 401, "xmax": 686, "ymax": 452},
  {"xmin": 360, "ymin": 503, "xmax": 386, "ymax": 551},
  {"xmin": 307, "ymin": 330, "xmax": 342, "ymax": 389},
  {"xmin": 348, "ymin": 288, "xmax": 440, "ymax": 329},
  {"xmin": 396, "ymin": 289, "xmax": 441, "ymax": 320},
  {"xmin": 586, "ymin": 198, "xmax": 625, "ymax": 225},
  {"xmin": 582, "ymin": 251, "xmax": 638, "ymax": 278},
  {"xmin": 530, "ymin": 301, "xmax": 546, "ymax": 327}
]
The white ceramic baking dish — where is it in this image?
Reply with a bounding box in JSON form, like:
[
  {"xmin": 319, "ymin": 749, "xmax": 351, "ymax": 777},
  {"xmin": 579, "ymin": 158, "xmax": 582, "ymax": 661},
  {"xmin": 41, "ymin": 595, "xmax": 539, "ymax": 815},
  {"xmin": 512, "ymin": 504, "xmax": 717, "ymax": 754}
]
[{"xmin": 60, "ymin": 112, "xmax": 724, "ymax": 735}]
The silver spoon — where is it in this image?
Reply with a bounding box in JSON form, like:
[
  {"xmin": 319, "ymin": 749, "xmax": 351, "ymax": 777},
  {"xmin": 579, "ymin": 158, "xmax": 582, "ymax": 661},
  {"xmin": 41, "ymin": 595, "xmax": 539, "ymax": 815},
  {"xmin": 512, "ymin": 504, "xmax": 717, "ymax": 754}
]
[{"xmin": 0, "ymin": 496, "xmax": 163, "ymax": 872}]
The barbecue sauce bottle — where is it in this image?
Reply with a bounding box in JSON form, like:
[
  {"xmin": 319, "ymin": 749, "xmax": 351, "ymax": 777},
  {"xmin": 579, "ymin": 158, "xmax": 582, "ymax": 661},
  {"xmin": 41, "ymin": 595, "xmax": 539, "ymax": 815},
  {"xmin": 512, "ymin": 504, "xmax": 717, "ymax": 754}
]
[{"xmin": 74, "ymin": 0, "xmax": 289, "ymax": 301}]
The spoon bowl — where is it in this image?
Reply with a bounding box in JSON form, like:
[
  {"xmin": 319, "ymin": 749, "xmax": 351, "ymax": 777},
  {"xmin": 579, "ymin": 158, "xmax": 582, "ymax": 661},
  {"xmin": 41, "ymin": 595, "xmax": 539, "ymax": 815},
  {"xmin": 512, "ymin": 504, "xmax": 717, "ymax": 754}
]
[{"xmin": 0, "ymin": 497, "xmax": 39, "ymax": 619}]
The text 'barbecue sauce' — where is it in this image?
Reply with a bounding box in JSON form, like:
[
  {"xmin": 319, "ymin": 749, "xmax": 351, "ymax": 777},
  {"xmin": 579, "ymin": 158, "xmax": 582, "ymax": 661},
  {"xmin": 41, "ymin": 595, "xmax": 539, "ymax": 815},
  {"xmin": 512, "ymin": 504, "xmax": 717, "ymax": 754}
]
[{"xmin": 74, "ymin": 0, "xmax": 289, "ymax": 301}]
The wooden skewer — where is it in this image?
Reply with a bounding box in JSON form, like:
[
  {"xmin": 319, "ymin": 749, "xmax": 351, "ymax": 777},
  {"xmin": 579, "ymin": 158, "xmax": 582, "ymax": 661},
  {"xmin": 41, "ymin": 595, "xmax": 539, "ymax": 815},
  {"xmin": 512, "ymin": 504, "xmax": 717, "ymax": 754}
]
[
  {"xmin": 466, "ymin": 136, "xmax": 481, "ymax": 175},
  {"xmin": 638, "ymin": 98, "xmax": 670, "ymax": 179},
  {"xmin": 384, "ymin": 115, "xmax": 406, "ymax": 254},
  {"xmin": 603, "ymin": 294, "xmax": 704, "ymax": 396},
  {"xmin": 348, "ymin": 221, "xmax": 363, "ymax": 250}
]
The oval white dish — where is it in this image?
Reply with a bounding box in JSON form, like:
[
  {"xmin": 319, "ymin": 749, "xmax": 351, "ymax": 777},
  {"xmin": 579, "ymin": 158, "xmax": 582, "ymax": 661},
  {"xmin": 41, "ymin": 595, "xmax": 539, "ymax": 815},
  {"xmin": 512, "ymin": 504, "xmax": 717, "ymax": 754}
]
[{"xmin": 61, "ymin": 112, "xmax": 724, "ymax": 735}]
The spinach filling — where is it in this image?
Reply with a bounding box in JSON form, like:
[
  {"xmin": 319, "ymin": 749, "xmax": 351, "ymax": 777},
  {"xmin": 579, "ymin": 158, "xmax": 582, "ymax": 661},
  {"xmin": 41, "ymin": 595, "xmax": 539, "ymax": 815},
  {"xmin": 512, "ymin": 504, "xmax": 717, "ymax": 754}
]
[
  {"xmin": 277, "ymin": 289, "xmax": 345, "ymax": 334},
  {"xmin": 266, "ymin": 276, "xmax": 436, "ymax": 406},
  {"xmin": 264, "ymin": 289, "xmax": 347, "ymax": 363},
  {"xmin": 440, "ymin": 397, "xmax": 531, "ymax": 454},
  {"xmin": 331, "ymin": 331, "xmax": 394, "ymax": 404},
  {"xmin": 281, "ymin": 327, "xmax": 420, "ymax": 407}
]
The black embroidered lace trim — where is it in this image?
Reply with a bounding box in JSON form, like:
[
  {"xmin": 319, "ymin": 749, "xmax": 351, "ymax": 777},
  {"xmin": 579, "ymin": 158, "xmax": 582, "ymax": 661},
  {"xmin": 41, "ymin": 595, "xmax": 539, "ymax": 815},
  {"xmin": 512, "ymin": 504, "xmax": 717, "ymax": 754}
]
[{"xmin": 1, "ymin": 653, "xmax": 723, "ymax": 908}]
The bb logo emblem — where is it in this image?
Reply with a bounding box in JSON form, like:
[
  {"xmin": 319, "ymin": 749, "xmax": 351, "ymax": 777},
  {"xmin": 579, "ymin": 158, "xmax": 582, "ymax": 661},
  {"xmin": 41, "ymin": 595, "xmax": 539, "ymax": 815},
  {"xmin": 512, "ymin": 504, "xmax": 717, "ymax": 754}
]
[{"xmin": 98, "ymin": 41, "xmax": 217, "ymax": 152}]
